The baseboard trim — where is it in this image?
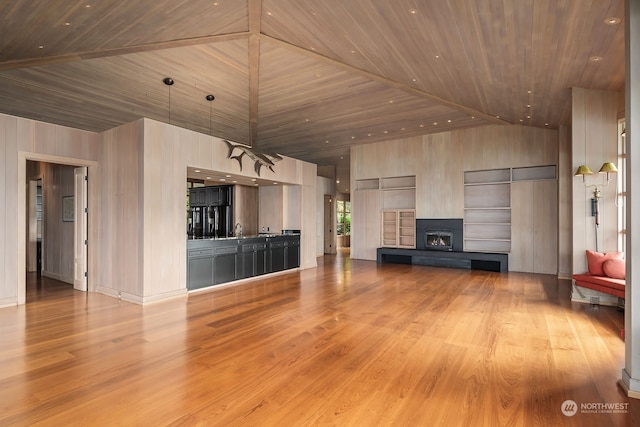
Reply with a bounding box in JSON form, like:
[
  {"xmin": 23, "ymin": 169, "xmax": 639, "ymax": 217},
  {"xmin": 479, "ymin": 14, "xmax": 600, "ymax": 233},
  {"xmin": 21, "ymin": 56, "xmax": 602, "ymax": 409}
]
[{"xmin": 96, "ymin": 286, "xmax": 187, "ymax": 305}]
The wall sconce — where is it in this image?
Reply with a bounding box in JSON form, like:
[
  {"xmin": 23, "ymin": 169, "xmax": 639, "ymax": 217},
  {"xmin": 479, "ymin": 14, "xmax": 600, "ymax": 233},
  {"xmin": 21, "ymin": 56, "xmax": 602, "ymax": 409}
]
[
  {"xmin": 574, "ymin": 162, "xmax": 618, "ymax": 250},
  {"xmin": 574, "ymin": 162, "xmax": 618, "ymax": 201}
]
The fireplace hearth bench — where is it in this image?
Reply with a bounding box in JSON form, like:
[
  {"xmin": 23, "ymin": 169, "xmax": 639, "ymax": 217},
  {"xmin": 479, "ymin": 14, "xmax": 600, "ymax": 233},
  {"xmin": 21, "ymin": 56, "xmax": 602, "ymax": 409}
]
[{"xmin": 376, "ymin": 247, "xmax": 508, "ymax": 272}]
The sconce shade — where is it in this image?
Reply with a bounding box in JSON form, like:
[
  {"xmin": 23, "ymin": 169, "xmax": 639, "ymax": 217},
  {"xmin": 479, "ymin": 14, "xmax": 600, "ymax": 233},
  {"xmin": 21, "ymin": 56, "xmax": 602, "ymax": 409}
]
[
  {"xmin": 574, "ymin": 165, "xmax": 594, "ymax": 176},
  {"xmin": 598, "ymin": 162, "xmax": 618, "ymax": 174}
]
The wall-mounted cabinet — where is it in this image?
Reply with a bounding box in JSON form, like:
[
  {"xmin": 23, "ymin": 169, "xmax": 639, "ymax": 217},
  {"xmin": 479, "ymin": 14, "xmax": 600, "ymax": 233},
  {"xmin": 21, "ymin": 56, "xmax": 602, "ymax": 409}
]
[
  {"xmin": 381, "ymin": 209, "xmax": 416, "ymax": 249},
  {"xmin": 189, "ymin": 185, "xmax": 233, "ymax": 207}
]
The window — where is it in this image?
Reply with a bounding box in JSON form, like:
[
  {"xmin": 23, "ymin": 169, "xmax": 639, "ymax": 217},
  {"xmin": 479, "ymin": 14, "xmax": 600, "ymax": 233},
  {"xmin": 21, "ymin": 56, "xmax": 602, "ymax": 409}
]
[
  {"xmin": 337, "ymin": 200, "xmax": 351, "ymax": 236},
  {"xmin": 617, "ymin": 119, "xmax": 626, "ymax": 253}
]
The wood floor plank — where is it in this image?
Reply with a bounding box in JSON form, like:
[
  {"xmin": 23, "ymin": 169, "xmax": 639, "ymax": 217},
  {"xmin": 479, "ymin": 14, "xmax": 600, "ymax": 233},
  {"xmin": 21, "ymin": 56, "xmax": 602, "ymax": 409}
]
[{"xmin": 0, "ymin": 252, "xmax": 638, "ymax": 426}]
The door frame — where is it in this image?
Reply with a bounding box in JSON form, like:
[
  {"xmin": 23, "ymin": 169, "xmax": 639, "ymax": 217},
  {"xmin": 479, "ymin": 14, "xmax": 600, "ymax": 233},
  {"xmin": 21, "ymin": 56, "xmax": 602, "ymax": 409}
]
[
  {"xmin": 324, "ymin": 194, "xmax": 336, "ymax": 254},
  {"xmin": 18, "ymin": 152, "xmax": 98, "ymax": 305}
]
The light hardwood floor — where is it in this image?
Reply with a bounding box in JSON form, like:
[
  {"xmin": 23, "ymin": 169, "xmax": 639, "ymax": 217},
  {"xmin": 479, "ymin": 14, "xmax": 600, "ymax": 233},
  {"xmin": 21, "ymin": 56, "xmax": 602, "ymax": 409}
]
[{"xmin": 0, "ymin": 253, "xmax": 638, "ymax": 426}]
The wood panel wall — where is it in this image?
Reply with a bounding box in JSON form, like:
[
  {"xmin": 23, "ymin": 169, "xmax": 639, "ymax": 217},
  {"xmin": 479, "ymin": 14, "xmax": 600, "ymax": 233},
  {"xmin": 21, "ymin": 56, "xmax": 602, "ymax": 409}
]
[
  {"xmin": 351, "ymin": 124, "xmax": 559, "ymax": 273},
  {"xmin": 0, "ymin": 113, "xmax": 100, "ymax": 307},
  {"xmin": 0, "ymin": 113, "xmax": 316, "ymax": 306},
  {"xmin": 234, "ymin": 185, "xmax": 259, "ymax": 236},
  {"xmin": 571, "ymin": 88, "xmax": 622, "ymax": 275},
  {"xmin": 97, "ymin": 118, "xmax": 316, "ymax": 303}
]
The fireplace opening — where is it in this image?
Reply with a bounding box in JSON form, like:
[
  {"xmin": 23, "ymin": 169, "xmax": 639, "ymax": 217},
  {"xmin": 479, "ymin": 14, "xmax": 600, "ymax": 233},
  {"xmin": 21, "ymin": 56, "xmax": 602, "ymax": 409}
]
[{"xmin": 425, "ymin": 229, "xmax": 453, "ymax": 251}]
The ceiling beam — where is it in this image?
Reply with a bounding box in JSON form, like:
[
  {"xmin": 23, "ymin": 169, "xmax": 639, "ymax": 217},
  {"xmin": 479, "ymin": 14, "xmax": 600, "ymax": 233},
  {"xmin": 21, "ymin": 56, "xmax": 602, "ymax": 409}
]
[
  {"xmin": 0, "ymin": 32, "xmax": 250, "ymax": 71},
  {"xmin": 248, "ymin": 0, "xmax": 263, "ymax": 148},
  {"xmin": 261, "ymin": 35, "xmax": 509, "ymax": 126}
]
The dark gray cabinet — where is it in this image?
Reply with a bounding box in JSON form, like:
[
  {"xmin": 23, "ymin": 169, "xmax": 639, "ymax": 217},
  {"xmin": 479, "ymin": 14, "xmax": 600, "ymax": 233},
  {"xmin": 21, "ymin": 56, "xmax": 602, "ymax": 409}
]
[
  {"xmin": 269, "ymin": 239, "xmax": 286, "ymax": 272},
  {"xmin": 240, "ymin": 238, "xmax": 267, "ymax": 279},
  {"xmin": 285, "ymin": 236, "xmax": 300, "ymax": 269},
  {"xmin": 187, "ymin": 246, "xmax": 214, "ymax": 290},
  {"xmin": 189, "ymin": 188, "xmax": 208, "ymax": 206},
  {"xmin": 187, "ymin": 234, "xmax": 300, "ymax": 290},
  {"xmin": 214, "ymin": 244, "xmax": 238, "ymax": 284},
  {"xmin": 189, "ymin": 185, "xmax": 233, "ymax": 207}
]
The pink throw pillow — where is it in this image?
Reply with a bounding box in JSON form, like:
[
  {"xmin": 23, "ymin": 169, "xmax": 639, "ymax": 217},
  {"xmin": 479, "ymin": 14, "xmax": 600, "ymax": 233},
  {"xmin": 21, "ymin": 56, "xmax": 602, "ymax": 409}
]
[
  {"xmin": 603, "ymin": 258, "xmax": 626, "ymax": 280},
  {"xmin": 586, "ymin": 250, "xmax": 623, "ymax": 276}
]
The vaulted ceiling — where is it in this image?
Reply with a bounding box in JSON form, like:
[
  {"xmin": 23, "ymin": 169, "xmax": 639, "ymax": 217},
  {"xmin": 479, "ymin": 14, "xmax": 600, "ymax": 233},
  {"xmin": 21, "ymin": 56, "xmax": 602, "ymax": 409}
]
[{"xmin": 0, "ymin": 0, "xmax": 625, "ymax": 192}]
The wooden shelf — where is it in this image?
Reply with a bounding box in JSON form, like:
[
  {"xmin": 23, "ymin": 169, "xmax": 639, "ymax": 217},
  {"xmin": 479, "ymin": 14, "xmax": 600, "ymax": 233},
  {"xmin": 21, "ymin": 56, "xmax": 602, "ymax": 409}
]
[
  {"xmin": 381, "ymin": 209, "xmax": 416, "ymax": 249},
  {"xmin": 464, "ymin": 169, "xmax": 511, "ymax": 253}
]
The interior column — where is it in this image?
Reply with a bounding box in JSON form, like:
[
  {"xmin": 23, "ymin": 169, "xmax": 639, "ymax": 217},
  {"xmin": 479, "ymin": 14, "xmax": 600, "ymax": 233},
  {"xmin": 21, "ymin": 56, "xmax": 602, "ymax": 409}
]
[{"xmin": 621, "ymin": 0, "xmax": 640, "ymax": 398}]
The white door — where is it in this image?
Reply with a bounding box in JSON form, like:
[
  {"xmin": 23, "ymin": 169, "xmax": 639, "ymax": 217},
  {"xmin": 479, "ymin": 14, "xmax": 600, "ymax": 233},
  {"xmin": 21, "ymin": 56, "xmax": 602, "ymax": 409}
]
[{"xmin": 73, "ymin": 167, "xmax": 88, "ymax": 291}]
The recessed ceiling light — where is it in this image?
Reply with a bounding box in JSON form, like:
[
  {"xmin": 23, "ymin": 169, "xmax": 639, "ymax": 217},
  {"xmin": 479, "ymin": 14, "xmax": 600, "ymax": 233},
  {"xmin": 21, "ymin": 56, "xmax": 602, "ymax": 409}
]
[
  {"xmin": 527, "ymin": 104, "xmax": 531, "ymax": 108},
  {"xmin": 527, "ymin": 115, "xmax": 531, "ymax": 119},
  {"xmin": 590, "ymin": 56, "xmax": 603, "ymax": 62},
  {"xmin": 85, "ymin": 4, "xmax": 91, "ymax": 8},
  {"xmin": 447, "ymin": 120, "xmax": 451, "ymax": 123},
  {"xmin": 194, "ymin": 169, "xmax": 201, "ymax": 173},
  {"xmin": 273, "ymin": 182, "xmax": 278, "ymax": 185},
  {"xmin": 496, "ymin": 115, "xmax": 500, "ymax": 119},
  {"xmin": 383, "ymin": 130, "xmax": 388, "ymax": 134},
  {"xmin": 38, "ymin": 45, "xmax": 44, "ymax": 49},
  {"xmin": 220, "ymin": 178, "xmax": 226, "ymax": 181},
  {"xmin": 433, "ymin": 122, "xmax": 438, "ymax": 125},
  {"xmin": 527, "ymin": 90, "xmax": 532, "ymax": 94},
  {"xmin": 340, "ymin": 157, "xmax": 344, "ymax": 160},
  {"xmin": 325, "ymin": 140, "xmax": 329, "ymax": 144},
  {"xmin": 545, "ymin": 123, "xmax": 550, "ymax": 126},
  {"xmin": 419, "ymin": 124, "xmax": 424, "ymax": 128},
  {"xmin": 225, "ymin": 175, "xmax": 231, "ymax": 178},
  {"xmin": 64, "ymin": 22, "xmax": 71, "ymax": 26},
  {"xmin": 389, "ymin": 100, "xmax": 394, "ymax": 104},
  {"xmin": 233, "ymin": 180, "xmax": 237, "ymax": 183},
  {"xmin": 305, "ymin": 118, "xmax": 309, "ymax": 122},
  {"xmin": 336, "ymin": 180, "xmax": 340, "ymax": 184},
  {"xmin": 251, "ymin": 178, "xmax": 257, "ymax": 182},
  {"xmin": 519, "ymin": 119, "xmax": 524, "ymax": 122},
  {"xmin": 412, "ymin": 78, "xmax": 417, "ymax": 82},
  {"xmin": 401, "ymin": 127, "xmax": 405, "ymax": 131},
  {"xmin": 435, "ymin": 55, "xmax": 440, "ymax": 59},
  {"xmin": 266, "ymin": 11, "xmax": 273, "ymax": 16},
  {"xmin": 351, "ymin": 136, "xmax": 355, "ymax": 139},
  {"xmin": 350, "ymin": 50, "xmax": 356, "ymax": 54},
  {"xmin": 409, "ymin": 9, "xmax": 417, "ymax": 14},
  {"xmin": 604, "ymin": 17, "xmax": 621, "ymax": 25},
  {"xmin": 206, "ymin": 177, "xmax": 212, "ymax": 180},
  {"xmin": 367, "ymin": 133, "xmax": 372, "ymax": 136}
]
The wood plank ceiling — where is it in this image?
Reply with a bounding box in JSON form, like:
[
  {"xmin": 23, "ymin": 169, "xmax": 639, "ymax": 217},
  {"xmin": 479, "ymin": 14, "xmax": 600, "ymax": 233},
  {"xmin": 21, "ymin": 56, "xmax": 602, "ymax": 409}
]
[{"xmin": 0, "ymin": 0, "xmax": 626, "ymax": 192}]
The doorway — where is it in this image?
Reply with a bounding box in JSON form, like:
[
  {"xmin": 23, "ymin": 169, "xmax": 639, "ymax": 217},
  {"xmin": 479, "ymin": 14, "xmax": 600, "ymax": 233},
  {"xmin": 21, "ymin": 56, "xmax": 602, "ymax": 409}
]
[
  {"xmin": 25, "ymin": 161, "xmax": 88, "ymax": 300},
  {"xmin": 324, "ymin": 195, "xmax": 335, "ymax": 254}
]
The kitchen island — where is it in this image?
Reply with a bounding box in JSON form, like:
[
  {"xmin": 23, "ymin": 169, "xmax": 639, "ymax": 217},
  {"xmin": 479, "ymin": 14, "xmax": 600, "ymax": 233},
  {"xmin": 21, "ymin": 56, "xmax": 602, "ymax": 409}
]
[{"xmin": 187, "ymin": 234, "xmax": 300, "ymax": 291}]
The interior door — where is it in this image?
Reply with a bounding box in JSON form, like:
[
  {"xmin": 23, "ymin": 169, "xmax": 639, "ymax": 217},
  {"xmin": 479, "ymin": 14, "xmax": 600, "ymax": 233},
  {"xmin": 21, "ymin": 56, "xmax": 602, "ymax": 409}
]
[
  {"xmin": 73, "ymin": 167, "xmax": 88, "ymax": 291},
  {"xmin": 324, "ymin": 195, "xmax": 334, "ymax": 254}
]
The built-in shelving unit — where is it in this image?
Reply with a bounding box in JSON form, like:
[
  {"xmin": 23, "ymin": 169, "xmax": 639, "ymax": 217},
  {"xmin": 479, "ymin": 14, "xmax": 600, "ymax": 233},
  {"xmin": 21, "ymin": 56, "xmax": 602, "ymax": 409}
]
[
  {"xmin": 381, "ymin": 209, "xmax": 416, "ymax": 248},
  {"xmin": 381, "ymin": 175, "xmax": 416, "ymax": 209},
  {"xmin": 463, "ymin": 165, "xmax": 556, "ymax": 254},
  {"xmin": 463, "ymin": 168, "xmax": 511, "ymax": 253}
]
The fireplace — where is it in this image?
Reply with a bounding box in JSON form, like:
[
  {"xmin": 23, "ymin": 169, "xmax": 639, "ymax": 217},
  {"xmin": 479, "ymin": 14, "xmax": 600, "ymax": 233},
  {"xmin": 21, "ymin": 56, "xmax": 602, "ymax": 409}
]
[
  {"xmin": 416, "ymin": 219, "xmax": 463, "ymax": 252},
  {"xmin": 425, "ymin": 229, "xmax": 453, "ymax": 251}
]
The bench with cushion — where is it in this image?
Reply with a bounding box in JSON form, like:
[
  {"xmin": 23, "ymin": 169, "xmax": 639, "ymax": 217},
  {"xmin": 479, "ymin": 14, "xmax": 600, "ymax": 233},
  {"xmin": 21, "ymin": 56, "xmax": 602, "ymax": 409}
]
[{"xmin": 572, "ymin": 250, "xmax": 626, "ymax": 299}]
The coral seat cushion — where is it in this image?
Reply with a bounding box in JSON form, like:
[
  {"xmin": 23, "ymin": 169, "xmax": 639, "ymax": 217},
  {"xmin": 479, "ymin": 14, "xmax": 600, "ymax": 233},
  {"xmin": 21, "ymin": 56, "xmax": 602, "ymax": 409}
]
[
  {"xmin": 602, "ymin": 258, "xmax": 626, "ymax": 280},
  {"xmin": 586, "ymin": 250, "xmax": 623, "ymax": 276}
]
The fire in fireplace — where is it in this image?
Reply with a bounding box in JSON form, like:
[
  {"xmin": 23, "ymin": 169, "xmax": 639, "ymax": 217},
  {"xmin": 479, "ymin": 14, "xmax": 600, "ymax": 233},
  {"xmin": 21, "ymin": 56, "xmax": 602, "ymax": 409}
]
[{"xmin": 425, "ymin": 230, "xmax": 453, "ymax": 251}]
